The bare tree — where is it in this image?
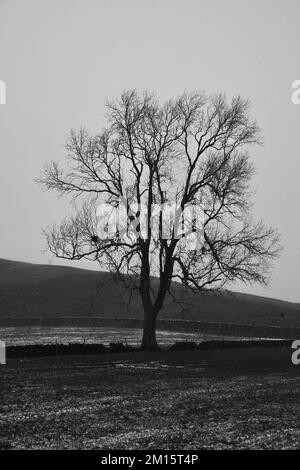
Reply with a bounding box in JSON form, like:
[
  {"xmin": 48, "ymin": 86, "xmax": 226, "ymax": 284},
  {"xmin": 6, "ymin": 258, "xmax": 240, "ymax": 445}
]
[{"xmin": 37, "ymin": 90, "xmax": 281, "ymax": 349}]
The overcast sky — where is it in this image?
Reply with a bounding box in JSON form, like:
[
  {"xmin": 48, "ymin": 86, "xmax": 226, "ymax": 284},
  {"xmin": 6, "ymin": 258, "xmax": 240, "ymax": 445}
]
[{"xmin": 0, "ymin": 0, "xmax": 300, "ymax": 302}]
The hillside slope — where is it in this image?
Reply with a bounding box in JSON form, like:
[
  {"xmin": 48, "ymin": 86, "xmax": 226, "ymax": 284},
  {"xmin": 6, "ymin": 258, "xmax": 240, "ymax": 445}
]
[{"xmin": 0, "ymin": 258, "xmax": 300, "ymax": 327}]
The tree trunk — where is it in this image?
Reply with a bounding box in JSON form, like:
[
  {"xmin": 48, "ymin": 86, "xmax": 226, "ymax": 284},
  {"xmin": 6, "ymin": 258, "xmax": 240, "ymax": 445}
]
[{"xmin": 141, "ymin": 310, "xmax": 159, "ymax": 350}]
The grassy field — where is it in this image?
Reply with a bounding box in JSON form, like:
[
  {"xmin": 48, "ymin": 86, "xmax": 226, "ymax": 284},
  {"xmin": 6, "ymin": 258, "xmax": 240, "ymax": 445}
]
[
  {"xmin": 1, "ymin": 258, "xmax": 300, "ymax": 329},
  {"xmin": 1, "ymin": 259, "xmax": 299, "ymax": 450},
  {"xmin": 1, "ymin": 347, "xmax": 299, "ymax": 450},
  {"xmin": 0, "ymin": 326, "xmax": 267, "ymax": 347}
]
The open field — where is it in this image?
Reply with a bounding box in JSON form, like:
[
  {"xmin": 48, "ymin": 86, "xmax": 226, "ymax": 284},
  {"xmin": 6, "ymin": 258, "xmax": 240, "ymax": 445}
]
[
  {"xmin": 1, "ymin": 259, "xmax": 300, "ymax": 330},
  {"xmin": 0, "ymin": 326, "xmax": 272, "ymax": 347},
  {"xmin": 1, "ymin": 259, "xmax": 299, "ymax": 450},
  {"xmin": 0, "ymin": 347, "xmax": 299, "ymax": 450}
]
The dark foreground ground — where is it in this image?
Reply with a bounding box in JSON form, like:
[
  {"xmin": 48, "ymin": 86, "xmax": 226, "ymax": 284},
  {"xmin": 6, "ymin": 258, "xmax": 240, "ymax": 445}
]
[{"xmin": 0, "ymin": 347, "xmax": 299, "ymax": 450}]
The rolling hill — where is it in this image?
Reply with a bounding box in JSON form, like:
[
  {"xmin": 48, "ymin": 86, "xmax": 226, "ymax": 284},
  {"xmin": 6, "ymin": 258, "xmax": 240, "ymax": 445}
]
[{"xmin": 0, "ymin": 258, "xmax": 300, "ymax": 330}]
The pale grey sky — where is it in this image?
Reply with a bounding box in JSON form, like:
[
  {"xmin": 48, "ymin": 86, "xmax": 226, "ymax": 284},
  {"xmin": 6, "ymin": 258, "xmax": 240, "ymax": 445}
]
[{"xmin": 0, "ymin": 0, "xmax": 299, "ymax": 302}]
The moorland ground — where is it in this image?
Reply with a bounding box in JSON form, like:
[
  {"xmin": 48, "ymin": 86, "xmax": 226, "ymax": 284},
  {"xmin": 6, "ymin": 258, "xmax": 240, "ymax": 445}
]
[
  {"xmin": 1, "ymin": 347, "xmax": 299, "ymax": 450},
  {"xmin": 0, "ymin": 326, "xmax": 272, "ymax": 347},
  {"xmin": 1, "ymin": 259, "xmax": 299, "ymax": 449},
  {"xmin": 1, "ymin": 259, "xmax": 300, "ymax": 330}
]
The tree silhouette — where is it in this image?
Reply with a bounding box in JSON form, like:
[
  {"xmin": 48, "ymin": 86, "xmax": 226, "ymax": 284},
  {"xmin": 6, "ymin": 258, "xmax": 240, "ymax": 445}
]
[{"xmin": 38, "ymin": 90, "xmax": 281, "ymax": 349}]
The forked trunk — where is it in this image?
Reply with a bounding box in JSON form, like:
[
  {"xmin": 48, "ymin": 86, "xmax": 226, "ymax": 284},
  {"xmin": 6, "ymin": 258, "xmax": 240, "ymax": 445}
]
[{"xmin": 141, "ymin": 310, "xmax": 159, "ymax": 350}]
